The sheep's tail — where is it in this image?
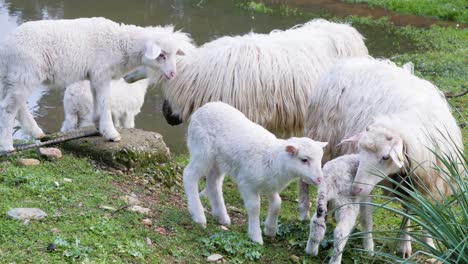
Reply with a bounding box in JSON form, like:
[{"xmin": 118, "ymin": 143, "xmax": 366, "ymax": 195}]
[{"xmin": 0, "ymin": 128, "xmax": 99, "ymax": 157}]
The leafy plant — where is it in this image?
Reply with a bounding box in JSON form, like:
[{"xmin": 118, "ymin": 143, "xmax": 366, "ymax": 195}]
[
  {"xmin": 52, "ymin": 237, "xmax": 92, "ymax": 259},
  {"xmin": 200, "ymin": 232, "xmax": 263, "ymax": 261},
  {"xmin": 239, "ymin": 1, "xmax": 273, "ymax": 14}
]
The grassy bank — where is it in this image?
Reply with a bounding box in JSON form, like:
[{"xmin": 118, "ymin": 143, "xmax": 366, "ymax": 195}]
[{"xmin": 343, "ymin": 0, "xmax": 468, "ymax": 24}]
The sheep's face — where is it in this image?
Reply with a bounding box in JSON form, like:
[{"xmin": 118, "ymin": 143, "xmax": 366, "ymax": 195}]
[
  {"xmin": 350, "ymin": 126, "xmax": 405, "ymax": 196},
  {"xmin": 283, "ymin": 137, "xmax": 327, "ymax": 185},
  {"xmin": 142, "ymin": 41, "xmax": 184, "ymax": 80}
]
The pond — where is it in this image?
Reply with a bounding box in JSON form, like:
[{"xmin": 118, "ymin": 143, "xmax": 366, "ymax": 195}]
[{"xmin": 0, "ymin": 0, "xmax": 420, "ymax": 153}]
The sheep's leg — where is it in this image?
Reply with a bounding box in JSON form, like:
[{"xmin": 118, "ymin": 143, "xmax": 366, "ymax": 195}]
[
  {"xmin": 61, "ymin": 110, "xmax": 78, "ymax": 132},
  {"xmin": 78, "ymin": 111, "xmax": 95, "ymax": 129},
  {"xmin": 183, "ymin": 157, "xmax": 213, "ymax": 228},
  {"xmin": 17, "ymin": 104, "xmax": 45, "ymax": 139},
  {"xmin": 422, "ymin": 229, "xmax": 435, "ymax": 249},
  {"xmin": 91, "ymin": 81, "xmax": 120, "ymax": 141},
  {"xmin": 0, "ymin": 91, "xmax": 28, "ymax": 151},
  {"xmin": 329, "ymin": 206, "xmax": 359, "ymax": 264},
  {"xmin": 398, "ymin": 216, "xmax": 412, "ymax": 258},
  {"xmin": 264, "ymin": 192, "xmax": 281, "ymax": 237},
  {"xmin": 359, "ymin": 196, "xmax": 374, "ymax": 254},
  {"xmin": 122, "ymin": 113, "xmax": 135, "ymax": 128},
  {"xmin": 298, "ymin": 180, "xmax": 311, "ymax": 221},
  {"xmin": 112, "ymin": 113, "xmax": 121, "ymax": 128},
  {"xmin": 206, "ymin": 165, "xmax": 230, "ymax": 226},
  {"xmin": 305, "ymin": 191, "xmax": 328, "ymax": 255},
  {"xmin": 240, "ymin": 189, "xmax": 263, "ymax": 244}
]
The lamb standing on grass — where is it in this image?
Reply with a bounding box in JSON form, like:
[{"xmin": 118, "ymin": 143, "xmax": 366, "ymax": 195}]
[
  {"xmin": 61, "ymin": 79, "xmax": 148, "ymax": 132},
  {"xmin": 183, "ymin": 102, "xmax": 327, "ymax": 244},
  {"xmin": 305, "ymin": 154, "xmax": 373, "ymax": 264},
  {"xmin": 304, "ymin": 57, "xmax": 463, "ymax": 257},
  {"xmin": 0, "ymin": 17, "xmax": 193, "ymax": 152}
]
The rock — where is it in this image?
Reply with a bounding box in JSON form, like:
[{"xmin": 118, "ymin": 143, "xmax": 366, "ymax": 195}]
[
  {"xmin": 290, "ymin": 255, "xmax": 300, "ymax": 262},
  {"xmin": 120, "ymin": 195, "xmax": 141, "ymax": 206},
  {"xmin": 16, "ymin": 158, "xmax": 40, "ymax": 166},
  {"xmin": 54, "ymin": 181, "xmax": 60, "ymax": 187},
  {"xmin": 63, "ymin": 178, "xmax": 72, "ymax": 183},
  {"xmin": 141, "ymin": 218, "xmax": 153, "ymax": 226},
  {"xmin": 47, "ymin": 243, "xmax": 56, "ymax": 252},
  {"xmin": 50, "ymin": 228, "xmax": 60, "ymax": 234},
  {"xmin": 7, "ymin": 208, "xmax": 47, "ymax": 220},
  {"xmin": 61, "ymin": 128, "xmax": 171, "ymax": 170},
  {"xmin": 145, "ymin": 237, "xmax": 152, "ymax": 246},
  {"xmin": 219, "ymin": 225, "xmax": 229, "ymax": 231},
  {"xmin": 207, "ymin": 254, "xmax": 223, "ymax": 262},
  {"xmin": 39, "ymin": 148, "xmax": 62, "ymax": 160},
  {"xmin": 128, "ymin": 205, "xmax": 151, "ymax": 214}
]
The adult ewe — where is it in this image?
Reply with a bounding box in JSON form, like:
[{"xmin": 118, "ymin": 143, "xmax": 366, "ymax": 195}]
[
  {"xmin": 125, "ymin": 19, "xmax": 368, "ymax": 136},
  {"xmin": 61, "ymin": 78, "xmax": 148, "ymax": 132},
  {"xmin": 184, "ymin": 102, "xmax": 327, "ymax": 244},
  {"xmin": 304, "ymin": 56, "xmax": 463, "ymax": 258},
  {"xmin": 0, "ymin": 17, "xmax": 193, "ymax": 152}
]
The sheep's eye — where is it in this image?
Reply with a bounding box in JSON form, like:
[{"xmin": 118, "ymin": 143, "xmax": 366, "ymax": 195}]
[
  {"xmin": 300, "ymin": 158, "xmax": 309, "ymax": 163},
  {"xmin": 382, "ymin": 154, "xmax": 390, "ymax": 160},
  {"xmin": 158, "ymin": 54, "xmax": 166, "ymax": 60}
]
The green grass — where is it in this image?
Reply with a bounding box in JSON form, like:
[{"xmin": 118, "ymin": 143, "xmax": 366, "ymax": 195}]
[{"xmin": 343, "ymin": 0, "xmax": 468, "ymax": 23}]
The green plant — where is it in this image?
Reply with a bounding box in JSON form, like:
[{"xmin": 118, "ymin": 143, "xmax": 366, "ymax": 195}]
[
  {"xmin": 239, "ymin": 1, "xmax": 273, "ymax": 14},
  {"xmin": 52, "ymin": 237, "xmax": 92, "ymax": 259},
  {"xmin": 200, "ymin": 232, "xmax": 263, "ymax": 261},
  {"xmin": 360, "ymin": 145, "xmax": 467, "ymax": 263}
]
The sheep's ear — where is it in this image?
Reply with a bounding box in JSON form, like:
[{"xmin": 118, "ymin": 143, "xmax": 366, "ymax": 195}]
[
  {"xmin": 176, "ymin": 49, "xmax": 185, "ymax": 56},
  {"xmin": 317, "ymin": 141, "xmax": 328, "ymax": 148},
  {"xmin": 144, "ymin": 42, "xmax": 161, "ymax": 60},
  {"xmin": 285, "ymin": 145, "xmax": 298, "ymax": 156},
  {"xmin": 339, "ymin": 133, "xmax": 362, "ymax": 145},
  {"xmin": 389, "ymin": 141, "xmax": 404, "ymax": 168}
]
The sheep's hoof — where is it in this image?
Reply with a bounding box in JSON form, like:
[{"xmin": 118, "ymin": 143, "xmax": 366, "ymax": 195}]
[
  {"xmin": 216, "ymin": 215, "xmax": 231, "ymax": 227},
  {"xmin": 398, "ymin": 242, "xmax": 412, "ymax": 258},
  {"xmin": 108, "ymin": 136, "xmax": 121, "ymax": 142},
  {"xmin": 263, "ymin": 226, "xmax": 277, "ymax": 237},
  {"xmin": 304, "ymin": 243, "xmax": 319, "ymax": 256},
  {"xmin": 250, "ymin": 237, "xmax": 263, "ymax": 245}
]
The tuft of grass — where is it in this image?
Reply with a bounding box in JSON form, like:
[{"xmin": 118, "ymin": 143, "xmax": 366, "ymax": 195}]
[
  {"xmin": 239, "ymin": 1, "xmax": 273, "ymax": 14},
  {"xmin": 343, "ymin": 0, "xmax": 468, "ymax": 23}
]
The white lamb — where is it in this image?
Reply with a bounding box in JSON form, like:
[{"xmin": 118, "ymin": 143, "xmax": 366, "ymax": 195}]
[
  {"xmin": 305, "ymin": 154, "xmax": 373, "ymax": 264},
  {"xmin": 183, "ymin": 102, "xmax": 327, "ymax": 244},
  {"xmin": 304, "ymin": 57, "xmax": 463, "ymax": 257},
  {"xmin": 0, "ymin": 17, "xmax": 193, "ymax": 152},
  {"xmin": 61, "ymin": 78, "xmax": 149, "ymax": 132}
]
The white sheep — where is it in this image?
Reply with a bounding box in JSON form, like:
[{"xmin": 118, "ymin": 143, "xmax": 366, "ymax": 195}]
[
  {"xmin": 125, "ymin": 19, "xmax": 367, "ymax": 136},
  {"xmin": 305, "ymin": 154, "xmax": 374, "ymax": 264},
  {"xmin": 304, "ymin": 56, "xmax": 463, "ymax": 258},
  {"xmin": 61, "ymin": 78, "xmax": 148, "ymax": 132},
  {"xmin": 0, "ymin": 17, "xmax": 193, "ymax": 152},
  {"xmin": 183, "ymin": 102, "xmax": 327, "ymax": 244}
]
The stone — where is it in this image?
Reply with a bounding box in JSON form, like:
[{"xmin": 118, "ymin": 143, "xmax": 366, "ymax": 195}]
[
  {"xmin": 141, "ymin": 218, "xmax": 153, "ymax": 226},
  {"xmin": 63, "ymin": 178, "xmax": 72, "ymax": 183},
  {"xmin": 120, "ymin": 195, "xmax": 141, "ymax": 206},
  {"xmin": 99, "ymin": 205, "xmax": 117, "ymax": 211},
  {"xmin": 128, "ymin": 205, "xmax": 151, "ymax": 214},
  {"xmin": 16, "ymin": 158, "xmax": 40, "ymax": 166},
  {"xmin": 207, "ymin": 254, "xmax": 223, "ymax": 262},
  {"xmin": 39, "ymin": 148, "xmax": 62, "ymax": 160},
  {"xmin": 219, "ymin": 225, "xmax": 229, "ymax": 231},
  {"xmin": 54, "ymin": 181, "xmax": 60, "ymax": 187},
  {"xmin": 50, "ymin": 228, "xmax": 60, "ymax": 234},
  {"xmin": 7, "ymin": 208, "xmax": 47, "ymax": 220},
  {"xmin": 145, "ymin": 237, "xmax": 152, "ymax": 246},
  {"xmin": 61, "ymin": 128, "xmax": 171, "ymax": 170}
]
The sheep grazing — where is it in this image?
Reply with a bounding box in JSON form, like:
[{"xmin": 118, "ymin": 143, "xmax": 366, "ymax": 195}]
[
  {"xmin": 183, "ymin": 102, "xmax": 327, "ymax": 244},
  {"xmin": 125, "ymin": 19, "xmax": 367, "ymax": 135},
  {"xmin": 305, "ymin": 154, "xmax": 374, "ymax": 264},
  {"xmin": 0, "ymin": 17, "xmax": 193, "ymax": 152},
  {"xmin": 61, "ymin": 78, "xmax": 148, "ymax": 132},
  {"xmin": 304, "ymin": 56, "xmax": 463, "ymax": 257}
]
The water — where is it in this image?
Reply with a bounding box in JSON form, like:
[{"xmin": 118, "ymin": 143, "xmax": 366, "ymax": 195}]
[{"xmin": 0, "ymin": 0, "xmax": 423, "ymax": 153}]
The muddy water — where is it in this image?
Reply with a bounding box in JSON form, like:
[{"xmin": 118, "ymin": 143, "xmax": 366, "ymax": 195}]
[{"xmin": 0, "ymin": 0, "xmax": 424, "ymax": 153}]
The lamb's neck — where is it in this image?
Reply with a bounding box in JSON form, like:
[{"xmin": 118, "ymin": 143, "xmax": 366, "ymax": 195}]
[{"xmin": 119, "ymin": 25, "xmax": 148, "ymax": 73}]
